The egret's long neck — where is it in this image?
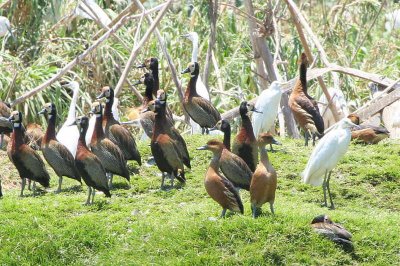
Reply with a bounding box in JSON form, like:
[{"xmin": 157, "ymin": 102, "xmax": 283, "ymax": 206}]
[{"xmin": 66, "ymin": 84, "xmax": 79, "ymax": 124}]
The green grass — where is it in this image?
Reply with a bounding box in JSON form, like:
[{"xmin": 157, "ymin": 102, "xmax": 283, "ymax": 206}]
[{"xmin": 1, "ymin": 135, "xmax": 400, "ymax": 265}]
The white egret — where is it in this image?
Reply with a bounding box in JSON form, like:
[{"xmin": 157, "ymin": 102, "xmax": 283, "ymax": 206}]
[
  {"xmin": 302, "ymin": 118, "xmax": 356, "ymax": 209},
  {"xmin": 0, "ymin": 16, "xmax": 11, "ymax": 37},
  {"xmin": 318, "ymin": 87, "xmax": 349, "ymax": 130}
]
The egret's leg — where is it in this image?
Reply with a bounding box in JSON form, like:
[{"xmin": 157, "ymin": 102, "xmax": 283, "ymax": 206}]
[
  {"xmin": 220, "ymin": 208, "xmax": 227, "ymax": 218},
  {"xmin": 326, "ymin": 171, "xmax": 335, "ymax": 210},
  {"xmin": 251, "ymin": 204, "xmax": 257, "ymax": 218},
  {"xmin": 91, "ymin": 188, "xmax": 96, "ymax": 204},
  {"xmin": 85, "ymin": 187, "xmax": 92, "ymax": 205},
  {"xmin": 270, "ymin": 202, "xmax": 275, "ymax": 214},
  {"xmin": 323, "ymin": 170, "xmax": 328, "ymax": 207},
  {"xmin": 32, "ymin": 181, "xmax": 37, "ymax": 196},
  {"xmin": 20, "ymin": 178, "xmax": 26, "ymax": 197},
  {"xmin": 55, "ymin": 176, "xmax": 62, "ymax": 194}
]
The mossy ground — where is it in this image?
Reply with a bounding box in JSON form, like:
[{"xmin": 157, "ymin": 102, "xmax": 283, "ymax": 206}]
[{"xmin": 1, "ymin": 135, "xmax": 399, "ymax": 265}]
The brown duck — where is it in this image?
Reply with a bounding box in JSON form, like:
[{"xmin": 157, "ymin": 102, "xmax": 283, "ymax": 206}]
[
  {"xmin": 250, "ymin": 133, "xmax": 279, "ymax": 218},
  {"xmin": 134, "ymin": 73, "xmax": 156, "ymax": 138},
  {"xmin": 97, "ymin": 86, "xmax": 141, "ymax": 165},
  {"xmin": 197, "ymin": 140, "xmax": 244, "ymax": 218},
  {"xmin": 39, "ymin": 103, "xmax": 81, "ymax": 193},
  {"xmin": 289, "ymin": 53, "xmax": 324, "ymax": 146},
  {"xmin": 347, "ymin": 114, "xmax": 389, "ymax": 144},
  {"xmin": 74, "ymin": 116, "xmax": 111, "ymax": 205},
  {"xmin": 90, "ymin": 102, "xmax": 130, "ymax": 188},
  {"xmin": 181, "ymin": 62, "xmax": 221, "ymax": 134},
  {"xmin": 7, "ymin": 111, "xmax": 50, "ymax": 196},
  {"xmin": 232, "ymin": 101, "xmax": 260, "ymax": 172}
]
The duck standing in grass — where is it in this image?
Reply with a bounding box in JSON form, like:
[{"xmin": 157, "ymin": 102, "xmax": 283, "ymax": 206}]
[
  {"xmin": 250, "ymin": 133, "xmax": 279, "ymax": 218},
  {"xmin": 74, "ymin": 116, "xmax": 110, "ymax": 205},
  {"xmin": 181, "ymin": 62, "xmax": 221, "ymax": 134},
  {"xmin": 347, "ymin": 114, "xmax": 389, "ymax": 144},
  {"xmin": 197, "ymin": 140, "xmax": 244, "ymax": 218},
  {"xmin": 302, "ymin": 118, "xmax": 355, "ymax": 209},
  {"xmin": 97, "ymin": 86, "xmax": 141, "ymax": 166},
  {"xmin": 90, "ymin": 102, "xmax": 130, "ymax": 188},
  {"xmin": 39, "ymin": 103, "xmax": 81, "ymax": 193},
  {"xmin": 7, "ymin": 111, "xmax": 50, "ymax": 196},
  {"xmin": 311, "ymin": 214, "xmax": 353, "ymax": 252},
  {"xmin": 232, "ymin": 101, "xmax": 261, "ymax": 172},
  {"xmin": 289, "ymin": 53, "xmax": 324, "ymax": 146}
]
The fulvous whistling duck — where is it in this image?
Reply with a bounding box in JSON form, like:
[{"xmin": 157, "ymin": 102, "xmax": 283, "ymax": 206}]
[
  {"xmin": 210, "ymin": 119, "xmax": 231, "ymax": 151},
  {"xmin": 181, "ymin": 62, "xmax": 221, "ymax": 134},
  {"xmin": 302, "ymin": 118, "xmax": 356, "ymax": 209},
  {"xmin": 148, "ymin": 99, "xmax": 185, "ymax": 189},
  {"xmin": 197, "ymin": 140, "xmax": 244, "ymax": 217},
  {"xmin": 232, "ymin": 101, "xmax": 260, "ymax": 172},
  {"xmin": 250, "ymin": 133, "xmax": 280, "ymax": 218},
  {"xmin": 39, "ymin": 103, "xmax": 81, "ymax": 193},
  {"xmin": 347, "ymin": 114, "xmax": 389, "ymax": 144},
  {"xmin": 7, "ymin": 111, "xmax": 50, "ymax": 196},
  {"xmin": 289, "ymin": 53, "xmax": 324, "ymax": 146},
  {"xmin": 25, "ymin": 123, "xmax": 44, "ymax": 150},
  {"xmin": 311, "ymin": 214, "xmax": 353, "ymax": 252},
  {"xmin": 137, "ymin": 57, "xmax": 159, "ymax": 97},
  {"xmin": 74, "ymin": 116, "xmax": 111, "ymax": 205},
  {"xmin": 90, "ymin": 102, "xmax": 130, "ymax": 188},
  {"xmin": 97, "ymin": 86, "xmax": 141, "ymax": 165}
]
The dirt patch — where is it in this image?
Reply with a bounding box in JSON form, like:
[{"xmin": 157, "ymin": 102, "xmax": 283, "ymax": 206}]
[{"xmin": 0, "ymin": 151, "xmax": 21, "ymax": 190}]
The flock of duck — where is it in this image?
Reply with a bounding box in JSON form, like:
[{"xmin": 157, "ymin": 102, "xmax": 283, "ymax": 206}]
[{"xmin": 0, "ymin": 51, "xmax": 390, "ymax": 230}]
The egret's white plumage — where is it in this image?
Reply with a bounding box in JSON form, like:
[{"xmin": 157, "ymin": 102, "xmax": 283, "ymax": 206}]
[
  {"xmin": 252, "ymin": 81, "xmax": 283, "ymax": 137},
  {"xmin": 57, "ymin": 81, "xmax": 80, "ymax": 158},
  {"xmin": 318, "ymin": 88, "xmax": 349, "ymax": 130},
  {"xmin": 0, "ymin": 16, "xmax": 11, "ymax": 37},
  {"xmin": 74, "ymin": 0, "xmax": 112, "ymax": 26},
  {"xmin": 302, "ymin": 118, "xmax": 355, "ymax": 209}
]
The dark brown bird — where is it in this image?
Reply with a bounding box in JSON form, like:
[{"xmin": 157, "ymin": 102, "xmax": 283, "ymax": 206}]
[
  {"xmin": 197, "ymin": 140, "xmax": 244, "ymax": 218},
  {"xmin": 74, "ymin": 116, "xmax": 111, "ymax": 205},
  {"xmin": 250, "ymin": 133, "xmax": 279, "ymax": 218},
  {"xmin": 289, "ymin": 53, "xmax": 324, "ymax": 146},
  {"xmin": 134, "ymin": 73, "xmax": 156, "ymax": 138},
  {"xmin": 90, "ymin": 102, "xmax": 130, "ymax": 188},
  {"xmin": 232, "ymin": 101, "xmax": 260, "ymax": 172},
  {"xmin": 137, "ymin": 57, "xmax": 159, "ymax": 97},
  {"xmin": 7, "ymin": 111, "xmax": 50, "ymax": 196},
  {"xmin": 181, "ymin": 62, "xmax": 221, "ymax": 134},
  {"xmin": 149, "ymin": 99, "xmax": 185, "ymax": 189},
  {"xmin": 97, "ymin": 86, "xmax": 141, "ymax": 165},
  {"xmin": 347, "ymin": 114, "xmax": 389, "ymax": 144},
  {"xmin": 210, "ymin": 119, "xmax": 231, "ymax": 151},
  {"xmin": 39, "ymin": 103, "xmax": 81, "ymax": 193},
  {"xmin": 311, "ymin": 214, "xmax": 354, "ymax": 252}
]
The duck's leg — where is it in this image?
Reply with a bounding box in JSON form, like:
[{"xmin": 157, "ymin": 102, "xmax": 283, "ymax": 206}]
[
  {"xmin": 170, "ymin": 172, "xmax": 175, "ymax": 188},
  {"xmin": 20, "ymin": 178, "xmax": 26, "ymax": 197},
  {"xmin": 201, "ymin": 127, "xmax": 205, "ymax": 135},
  {"xmin": 322, "ymin": 170, "xmax": 328, "ymax": 207},
  {"xmin": 0, "ymin": 132, "xmax": 4, "ymax": 148},
  {"xmin": 55, "ymin": 176, "xmax": 62, "ymax": 194},
  {"xmin": 269, "ymin": 202, "xmax": 275, "ymax": 214},
  {"xmin": 304, "ymin": 131, "xmax": 309, "ymax": 146},
  {"xmin": 107, "ymin": 173, "xmax": 113, "ymax": 189},
  {"xmin": 27, "ymin": 179, "xmax": 32, "ymax": 190},
  {"xmin": 251, "ymin": 204, "xmax": 257, "ymax": 218},
  {"xmin": 0, "ymin": 180, "xmax": 2, "ymax": 197},
  {"xmin": 326, "ymin": 171, "xmax": 335, "ymax": 210},
  {"xmin": 91, "ymin": 188, "xmax": 96, "ymax": 204},
  {"xmin": 160, "ymin": 172, "xmax": 166, "ymax": 189},
  {"xmin": 85, "ymin": 187, "xmax": 92, "ymax": 205},
  {"xmin": 220, "ymin": 208, "xmax": 227, "ymax": 218},
  {"xmin": 312, "ymin": 133, "xmax": 317, "ymax": 146},
  {"xmin": 205, "ymin": 128, "xmax": 209, "ymax": 135},
  {"xmin": 32, "ymin": 181, "xmax": 37, "ymax": 196}
]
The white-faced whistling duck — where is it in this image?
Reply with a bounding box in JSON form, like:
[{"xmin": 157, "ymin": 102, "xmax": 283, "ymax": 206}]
[
  {"xmin": 137, "ymin": 57, "xmax": 159, "ymax": 97},
  {"xmin": 210, "ymin": 119, "xmax": 231, "ymax": 151},
  {"xmin": 302, "ymin": 118, "xmax": 355, "ymax": 209},
  {"xmin": 250, "ymin": 133, "xmax": 280, "ymax": 218},
  {"xmin": 156, "ymin": 89, "xmax": 190, "ymax": 169},
  {"xmin": 289, "ymin": 53, "xmax": 324, "ymax": 146},
  {"xmin": 7, "ymin": 111, "xmax": 50, "ymax": 196},
  {"xmin": 311, "ymin": 214, "xmax": 353, "ymax": 252},
  {"xmin": 97, "ymin": 86, "xmax": 141, "ymax": 166},
  {"xmin": 90, "ymin": 102, "xmax": 130, "ymax": 188},
  {"xmin": 39, "ymin": 103, "xmax": 81, "ymax": 193},
  {"xmin": 232, "ymin": 101, "xmax": 261, "ymax": 172},
  {"xmin": 147, "ymin": 99, "xmax": 185, "ymax": 188},
  {"xmin": 134, "ymin": 73, "xmax": 156, "ymax": 138},
  {"xmin": 181, "ymin": 62, "xmax": 221, "ymax": 134},
  {"xmin": 74, "ymin": 116, "xmax": 110, "ymax": 205},
  {"xmin": 347, "ymin": 113, "xmax": 389, "ymax": 144},
  {"xmin": 197, "ymin": 140, "xmax": 244, "ymax": 218}
]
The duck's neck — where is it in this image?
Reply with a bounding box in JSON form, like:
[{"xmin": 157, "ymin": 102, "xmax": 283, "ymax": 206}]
[
  {"xmin": 150, "ymin": 66, "xmax": 159, "ymax": 96},
  {"xmin": 78, "ymin": 127, "xmax": 88, "ymax": 149},
  {"xmin": 300, "ymin": 62, "xmax": 307, "ymax": 93},
  {"xmin": 241, "ymin": 115, "xmax": 256, "ymax": 141},
  {"xmin": 143, "ymin": 83, "xmax": 154, "ymax": 106},
  {"xmin": 91, "ymin": 114, "xmax": 105, "ymax": 144},
  {"xmin": 104, "ymin": 96, "xmax": 114, "ymax": 119},
  {"xmin": 185, "ymin": 74, "xmax": 199, "ymax": 98},
  {"xmin": 153, "ymin": 105, "xmax": 167, "ymax": 139},
  {"xmin": 260, "ymin": 146, "xmax": 274, "ymax": 172},
  {"xmin": 11, "ymin": 123, "xmax": 25, "ymax": 148},
  {"xmin": 223, "ymin": 127, "xmax": 231, "ymax": 151},
  {"xmin": 44, "ymin": 113, "xmax": 57, "ymax": 142},
  {"xmin": 208, "ymin": 152, "xmax": 222, "ymax": 174}
]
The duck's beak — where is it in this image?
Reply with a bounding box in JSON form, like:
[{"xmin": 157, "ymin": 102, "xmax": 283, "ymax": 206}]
[
  {"xmin": 196, "ymin": 145, "xmax": 208, "ymax": 150},
  {"xmin": 181, "ymin": 67, "xmax": 191, "ymax": 74},
  {"xmin": 133, "ymin": 80, "xmax": 142, "ymax": 86},
  {"xmin": 38, "ymin": 109, "xmax": 46, "ymax": 115},
  {"xmin": 96, "ymin": 91, "xmax": 105, "ymax": 99},
  {"xmin": 209, "ymin": 126, "xmax": 217, "ymax": 132},
  {"xmin": 271, "ymin": 138, "xmax": 282, "ymax": 145},
  {"xmin": 252, "ymin": 108, "xmax": 263, "ymax": 114},
  {"xmin": 69, "ymin": 120, "xmax": 78, "ymax": 126},
  {"xmin": 136, "ymin": 63, "xmax": 146, "ymax": 68},
  {"xmin": 141, "ymin": 107, "xmax": 150, "ymax": 114}
]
